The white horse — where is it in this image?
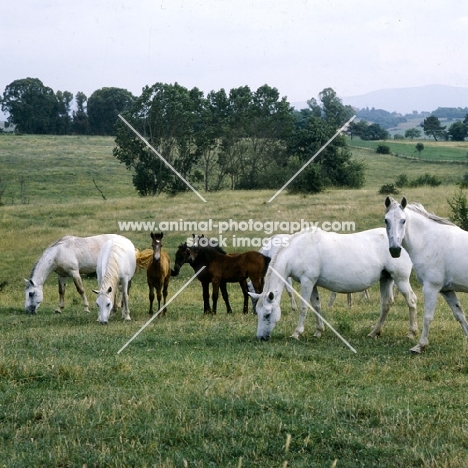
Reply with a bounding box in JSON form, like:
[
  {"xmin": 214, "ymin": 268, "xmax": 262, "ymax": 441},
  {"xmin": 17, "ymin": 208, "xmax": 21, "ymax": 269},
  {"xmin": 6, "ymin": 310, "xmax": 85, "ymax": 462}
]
[
  {"xmin": 247, "ymin": 234, "xmax": 297, "ymax": 312},
  {"xmin": 25, "ymin": 234, "xmax": 119, "ymax": 314},
  {"xmin": 249, "ymin": 227, "xmax": 417, "ymax": 341},
  {"xmin": 93, "ymin": 235, "xmax": 136, "ymax": 324},
  {"xmin": 385, "ymin": 196, "xmax": 468, "ymax": 353}
]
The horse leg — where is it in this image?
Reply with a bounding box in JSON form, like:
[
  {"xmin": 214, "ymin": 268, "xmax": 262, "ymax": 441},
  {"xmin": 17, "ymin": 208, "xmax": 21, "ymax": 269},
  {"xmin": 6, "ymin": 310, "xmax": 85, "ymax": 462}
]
[
  {"xmin": 211, "ymin": 279, "xmax": 220, "ymax": 315},
  {"xmin": 411, "ymin": 285, "xmax": 440, "ymax": 353},
  {"xmin": 347, "ymin": 293, "xmax": 352, "ymax": 308},
  {"xmin": 220, "ymin": 282, "xmax": 232, "ymax": 313},
  {"xmin": 240, "ymin": 279, "xmax": 249, "ymax": 314},
  {"xmin": 291, "ymin": 278, "xmax": 317, "ymax": 339},
  {"xmin": 156, "ymin": 283, "xmax": 164, "ymax": 317},
  {"xmin": 162, "ymin": 276, "xmax": 169, "ymax": 316},
  {"xmin": 440, "ymin": 291, "xmax": 468, "ymax": 350},
  {"xmin": 56, "ymin": 276, "xmax": 67, "ymax": 314},
  {"xmin": 148, "ymin": 283, "xmax": 155, "ymax": 316},
  {"xmin": 368, "ymin": 276, "xmax": 394, "ymax": 338},
  {"xmin": 120, "ymin": 279, "xmax": 131, "ymax": 321},
  {"xmin": 286, "ymin": 278, "xmax": 297, "ymax": 311},
  {"xmin": 71, "ymin": 272, "xmax": 91, "ymax": 313},
  {"xmin": 202, "ymin": 281, "xmax": 212, "ymax": 314},
  {"xmin": 328, "ymin": 292, "xmax": 337, "ymax": 308},
  {"xmin": 393, "ymin": 279, "xmax": 418, "ymax": 338}
]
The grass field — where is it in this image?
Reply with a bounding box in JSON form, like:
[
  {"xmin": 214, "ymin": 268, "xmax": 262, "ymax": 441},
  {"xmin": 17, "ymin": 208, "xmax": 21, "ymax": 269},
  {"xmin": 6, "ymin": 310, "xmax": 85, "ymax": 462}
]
[
  {"xmin": 349, "ymin": 137, "xmax": 468, "ymax": 163},
  {"xmin": 2, "ymin": 135, "xmax": 468, "ymax": 467}
]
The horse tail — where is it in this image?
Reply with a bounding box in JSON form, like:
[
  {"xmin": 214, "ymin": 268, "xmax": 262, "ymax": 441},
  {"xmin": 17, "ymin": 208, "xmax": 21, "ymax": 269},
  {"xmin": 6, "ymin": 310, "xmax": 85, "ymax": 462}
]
[{"xmin": 135, "ymin": 248, "xmax": 154, "ymax": 270}]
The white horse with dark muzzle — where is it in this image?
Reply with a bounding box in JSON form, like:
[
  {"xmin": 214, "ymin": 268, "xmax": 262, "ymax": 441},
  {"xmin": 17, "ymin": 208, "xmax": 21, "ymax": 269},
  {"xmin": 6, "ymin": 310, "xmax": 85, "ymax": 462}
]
[
  {"xmin": 93, "ymin": 235, "xmax": 136, "ymax": 324},
  {"xmin": 250, "ymin": 227, "xmax": 417, "ymax": 342},
  {"xmin": 384, "ymin": 196, "xmax": 468, "ymax": 353}
]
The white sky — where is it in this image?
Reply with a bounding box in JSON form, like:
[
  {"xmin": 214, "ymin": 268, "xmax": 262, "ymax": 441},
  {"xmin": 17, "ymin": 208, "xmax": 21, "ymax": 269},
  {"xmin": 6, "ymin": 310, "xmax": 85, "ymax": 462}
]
[{"xmin": 2, "ymin": 0, "xmax": 468, "ymax": 105}]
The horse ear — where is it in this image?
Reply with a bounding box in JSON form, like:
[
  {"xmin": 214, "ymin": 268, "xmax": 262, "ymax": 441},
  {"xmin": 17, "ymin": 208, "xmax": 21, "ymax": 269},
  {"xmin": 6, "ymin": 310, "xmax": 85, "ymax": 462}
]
[
  {"xmin": 384, "ymin": 196, "xmax": 391, "ymax": 208},
  {"xmin": 248, "ymin": 292, "xmax": 261, "ymax": 300},
  {"xmin": 401, "ymin": 197, "xmax": 407, "ymax": 209},
  {"xmin": 92, "ymin": 289, "xmax": 99, "ymax": 294},
  {"xmin": 150, "ymin": 232, "xmax": 155, "ymax": 239},
  {"xmin": 159, "ymin": 232, "xmax": 163, "ymax": 239}
]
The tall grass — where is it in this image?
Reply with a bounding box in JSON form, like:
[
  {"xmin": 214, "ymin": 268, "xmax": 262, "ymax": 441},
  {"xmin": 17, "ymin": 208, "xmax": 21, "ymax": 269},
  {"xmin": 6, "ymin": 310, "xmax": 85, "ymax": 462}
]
[{"xmin": 2, "ymin": 135, "xmax": 468, "ymax": 466}]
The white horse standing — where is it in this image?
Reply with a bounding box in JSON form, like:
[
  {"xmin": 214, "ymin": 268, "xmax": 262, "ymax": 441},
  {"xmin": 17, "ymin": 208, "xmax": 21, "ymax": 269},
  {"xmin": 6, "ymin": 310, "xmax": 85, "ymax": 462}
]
[
  {"xmin": 250, "ymin": 227, "xmax": 417, "ymax": 341},
  {"xmin": 385, "ymin": 196, "xmax": 468, "ymax": 353},
  {"xmin": 25, "ymin": 234, "xmax": 119, "ymax": 314},
  {"xmin": 93, "ymin": 235, "xmax": 136, "ymax": 324}
]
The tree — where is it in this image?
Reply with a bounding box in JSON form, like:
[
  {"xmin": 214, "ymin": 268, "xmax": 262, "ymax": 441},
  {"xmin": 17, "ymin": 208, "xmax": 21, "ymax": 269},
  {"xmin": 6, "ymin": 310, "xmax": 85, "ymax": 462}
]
[
  {"xmin": 415, "ymin": 142, "xmax": 424, "ymax": 156},
  {"xmin": 405, "ymin": 128, "xmax": 421, "ymax": 139},
  {"xmin": 88, "ymin": 87, "xmax": 134, "ymax": 136},
  {"xmin": 422, "ymin": 115, "xmax": 446, "ymax": 141},
  {"xmin": 114, "ymin": 82, "xmax": 202, "ymax": 196},
  {"xmin": 318, "ymin": 87, "xmax": 354, "ymax": 127},
  {"xmin": 1, "ymin": 77, "xmax": 59, "ymax": 134},
  {"xmin": 72, "ymin": 91, "xmax": 89, "ymax": 134},
  {"xmin": 448, "ymin": 121, "xmax": 468, "ymax": 141},
  {"xmin": 56, "ymin": 90, "xmax": 73, "ymax": 135}
]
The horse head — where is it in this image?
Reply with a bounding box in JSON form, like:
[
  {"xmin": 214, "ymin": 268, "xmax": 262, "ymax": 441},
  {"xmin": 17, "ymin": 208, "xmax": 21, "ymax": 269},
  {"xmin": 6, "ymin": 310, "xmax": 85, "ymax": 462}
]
[
  {"xmin": 171, "ymin": 242, "xmax": 189, "ymax": 276},
  {"xmin": 384, "ymin": 196, "xmax": 408, "ymax": 258},
  {"xmin": 24, "ymin": 278, "xmax": 43, "ymax": 314},
  {"xmin": 151, "ymin": 232, "xmax": 164, "ymax": 262},
  {"xmin": 249, "ymin": 290, "xmax": 281, "ymax": 340},
  {"xmin": 93, "ymin": 285, "xmax": 114, "ymax": 324}
]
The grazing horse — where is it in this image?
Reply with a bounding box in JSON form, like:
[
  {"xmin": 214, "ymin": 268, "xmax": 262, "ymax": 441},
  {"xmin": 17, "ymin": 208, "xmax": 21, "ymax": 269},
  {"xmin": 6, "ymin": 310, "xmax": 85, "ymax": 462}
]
[
  {"xmin": 92, "ymin": 235, "xmax": 136, "ymax": 324},
  {"xmin": 385, "ymin": 196, "xmax": 468, "ymax": 353},
  {"xmin": 247, "ymin": 234, "xmax": 297, "ymax": 312},
  {"xmin": 250, "ymin": 228, "xmax": 417, "ymax": 341},
  {"xmin": 147, "ymin": 232, "xmax": 171, "ymax": 316},
  {"xmin": 24, "ymin": 234, "xmax": 120, "ymax": 314},
  {"xmin": 171, "ymin": 240, "xmax": 237, "ymax": 314},
  {"xmin": 187, "ymin": 245, "xmax": 270, "ymax": 314}
]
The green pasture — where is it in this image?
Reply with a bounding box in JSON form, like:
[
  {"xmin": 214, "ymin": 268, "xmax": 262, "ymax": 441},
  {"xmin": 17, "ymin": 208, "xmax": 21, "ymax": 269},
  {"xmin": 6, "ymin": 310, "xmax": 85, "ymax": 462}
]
[
  {"xmin": 349, "ymin": 137, "xmax": 468, "ymax": 163},
  {"xmin": 2, "ymin": 135, "xmax": 468, "ymax": 467}
]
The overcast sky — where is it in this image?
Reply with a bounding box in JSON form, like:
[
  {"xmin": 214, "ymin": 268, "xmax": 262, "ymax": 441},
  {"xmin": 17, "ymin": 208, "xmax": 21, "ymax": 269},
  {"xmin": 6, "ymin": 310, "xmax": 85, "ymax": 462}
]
[{"xmin": 3, "ymin": 0, "xmax": 468, "ymax": 106}]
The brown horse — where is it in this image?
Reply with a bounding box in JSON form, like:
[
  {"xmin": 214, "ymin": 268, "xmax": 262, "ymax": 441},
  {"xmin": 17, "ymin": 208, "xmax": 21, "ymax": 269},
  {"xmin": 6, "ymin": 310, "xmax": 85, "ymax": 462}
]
[
  {"xmin": 187, "ymin": 245, "xmax": 270, "ymax": 314},
  {"xmin": 171, "ymin": 238, "xmax": 238, "ymax": 314},
  {"xmin": 147, "ymin": 232, "xmax": 171, "ymax": 316}
]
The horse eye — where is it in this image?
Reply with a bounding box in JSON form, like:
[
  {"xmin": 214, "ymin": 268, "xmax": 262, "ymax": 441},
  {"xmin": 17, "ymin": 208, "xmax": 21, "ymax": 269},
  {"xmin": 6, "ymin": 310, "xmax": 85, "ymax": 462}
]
[
  {"xmin": 402, "ymin": 220, "xmax": 406, "ymax": 224},
  {"xmin": 384, "ymin": 219, "xmax": 388, "ymax": 224}
]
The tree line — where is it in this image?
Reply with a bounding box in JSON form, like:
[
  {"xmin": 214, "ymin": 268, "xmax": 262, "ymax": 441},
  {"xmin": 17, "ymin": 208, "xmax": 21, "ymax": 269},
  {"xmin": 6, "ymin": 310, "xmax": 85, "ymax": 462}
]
[{"xmin": 1, "ymin": 77, "xmax": 366, "ymax": 195}]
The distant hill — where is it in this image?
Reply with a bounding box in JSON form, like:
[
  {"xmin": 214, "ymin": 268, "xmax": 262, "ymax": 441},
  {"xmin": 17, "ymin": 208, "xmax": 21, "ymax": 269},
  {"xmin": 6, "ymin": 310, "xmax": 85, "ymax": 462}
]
[
  {"xmin": 342, "ymin": 84, "xmax": 468, "ymax": 114},
  {"xmin": 292, "ymin": 85, "xmax": 468, "ymax": 115}
]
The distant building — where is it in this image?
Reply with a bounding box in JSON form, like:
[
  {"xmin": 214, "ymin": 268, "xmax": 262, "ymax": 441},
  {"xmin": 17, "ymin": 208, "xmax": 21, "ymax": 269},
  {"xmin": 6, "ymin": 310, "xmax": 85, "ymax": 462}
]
[{"xmin": 0, "ymin": 121, "xmax": 15, "ymax": 133}]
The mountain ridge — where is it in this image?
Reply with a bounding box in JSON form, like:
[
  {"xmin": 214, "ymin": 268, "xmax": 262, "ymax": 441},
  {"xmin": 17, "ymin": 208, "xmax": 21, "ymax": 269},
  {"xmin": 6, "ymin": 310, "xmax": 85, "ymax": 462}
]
[{"xmin": 293, "ymin": 84, "xmax": 468, "ymax": 115}]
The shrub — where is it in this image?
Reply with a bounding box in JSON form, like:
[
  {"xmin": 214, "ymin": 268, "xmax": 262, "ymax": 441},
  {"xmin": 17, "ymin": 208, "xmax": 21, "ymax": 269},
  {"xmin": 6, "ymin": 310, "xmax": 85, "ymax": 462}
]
[
  {"xmin": 395, "ymin": 174, "xmax": 409, "ymax": 188},
  {"xmin": 378, "ymin": 183, "xmax": 399, "ymax": 195},
  {"xmin": 458, "ymin": 173, "xmax": 468, "ymax": 189},
  {"xmin": 448, "ymin": 189, "xmax": 468, "ymax": 230},
  {"xmin": 375, "ymin": 145, "xmax": 391, "ymax": 154},
  {"xmin": 409, "ymin": 173, "xmax": 441, "ymax": 187}
]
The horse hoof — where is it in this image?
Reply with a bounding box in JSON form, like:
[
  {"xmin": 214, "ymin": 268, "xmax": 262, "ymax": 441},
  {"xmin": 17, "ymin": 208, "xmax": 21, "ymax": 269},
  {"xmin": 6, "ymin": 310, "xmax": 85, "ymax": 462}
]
[
  {"xmin": 410, "ymin": 345, "xmax": 423, "ymax": 354},
  {"xmin": 367, "ymin": 331, "xmax": 381, "ymax": 338},
  {"xmin": 55, "ymin": 309, "xmax": 62, "ymax": 314},
  {"xmin": 313, "ymin": 331, "xmax": 322, "ymax": 338},
  {"xmin": 290, "ymin": 333, "xmax": 300, "ymax": 340}
]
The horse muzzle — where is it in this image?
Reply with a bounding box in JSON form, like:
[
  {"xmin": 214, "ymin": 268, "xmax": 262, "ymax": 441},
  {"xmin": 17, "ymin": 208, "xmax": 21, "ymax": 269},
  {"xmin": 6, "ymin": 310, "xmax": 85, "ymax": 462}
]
[
  {"xmin": 389, "ymin": 246, "xmax": 402, "ymax": 258},
  {"xmin": 170, "ymin": 265, "xmax": 181, "ymax": 277}
]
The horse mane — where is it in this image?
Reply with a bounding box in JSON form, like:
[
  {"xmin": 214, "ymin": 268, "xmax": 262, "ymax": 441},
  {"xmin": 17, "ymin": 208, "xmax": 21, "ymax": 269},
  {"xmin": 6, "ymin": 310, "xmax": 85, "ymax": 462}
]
[
  {"xmin": 29, "ymin": 236, "xmax": 71, "ymax": 280},
  {"xmin": 100, "ymin": 240, "xmax": 126, "ymax": 293},
  {"xmin": 406, "ymin": 202, "xmax": 456, "ymax": 226}
]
